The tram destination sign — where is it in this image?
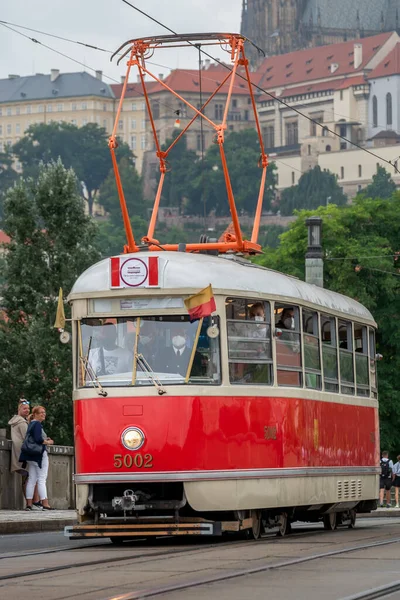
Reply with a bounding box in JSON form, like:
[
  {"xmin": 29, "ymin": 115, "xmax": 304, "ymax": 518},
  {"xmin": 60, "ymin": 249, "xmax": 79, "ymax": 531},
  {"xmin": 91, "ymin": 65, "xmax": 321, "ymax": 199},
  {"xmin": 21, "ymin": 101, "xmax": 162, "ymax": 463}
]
[{"xmin": 110, "ymin": 256, "xmax": 159, "ymax": 288}]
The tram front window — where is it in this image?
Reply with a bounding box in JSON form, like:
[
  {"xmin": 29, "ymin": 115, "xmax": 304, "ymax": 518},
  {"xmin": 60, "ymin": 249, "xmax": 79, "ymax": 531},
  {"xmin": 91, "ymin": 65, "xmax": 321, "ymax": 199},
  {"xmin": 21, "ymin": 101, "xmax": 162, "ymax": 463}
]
[{"xmin": 78, "ymin": 316, "xmax": 220, "ymax": 387}]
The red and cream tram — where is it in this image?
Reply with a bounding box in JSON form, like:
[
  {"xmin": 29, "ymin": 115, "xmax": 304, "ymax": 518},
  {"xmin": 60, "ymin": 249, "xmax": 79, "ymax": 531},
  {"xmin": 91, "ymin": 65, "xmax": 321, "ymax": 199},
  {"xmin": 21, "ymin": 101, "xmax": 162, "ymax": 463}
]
[{"xmin": 65, "ymin": 33, "xmax": 379, "ymax": 541}]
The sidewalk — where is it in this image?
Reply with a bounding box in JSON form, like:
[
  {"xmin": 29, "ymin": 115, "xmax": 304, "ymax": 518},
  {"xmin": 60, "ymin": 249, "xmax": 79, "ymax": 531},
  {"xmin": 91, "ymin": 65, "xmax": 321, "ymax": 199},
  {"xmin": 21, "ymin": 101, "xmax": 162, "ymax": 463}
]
[{"xmin": 0, "ymin": 509, "xmax": 76, "ymax": 535}]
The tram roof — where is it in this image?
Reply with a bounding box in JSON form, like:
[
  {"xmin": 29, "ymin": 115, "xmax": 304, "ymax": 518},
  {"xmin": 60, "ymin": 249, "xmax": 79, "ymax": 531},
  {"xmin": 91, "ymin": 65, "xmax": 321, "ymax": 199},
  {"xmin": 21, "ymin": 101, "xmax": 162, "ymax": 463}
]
[{"xmin": 69, "ymin": 252, "xmax": 375, "ymax": 323}]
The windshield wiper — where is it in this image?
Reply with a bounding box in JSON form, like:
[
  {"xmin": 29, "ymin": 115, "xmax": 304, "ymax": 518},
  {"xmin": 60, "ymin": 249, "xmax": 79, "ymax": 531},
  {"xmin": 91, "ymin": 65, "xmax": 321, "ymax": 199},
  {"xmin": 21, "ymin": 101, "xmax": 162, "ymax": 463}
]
[
  {"xmin": 135, "ymin": 353, "xmax": 166, "ymax": 395},
  {"xmin": 80, "ymin": 337, "xmax": 108, "ymax": 397}
]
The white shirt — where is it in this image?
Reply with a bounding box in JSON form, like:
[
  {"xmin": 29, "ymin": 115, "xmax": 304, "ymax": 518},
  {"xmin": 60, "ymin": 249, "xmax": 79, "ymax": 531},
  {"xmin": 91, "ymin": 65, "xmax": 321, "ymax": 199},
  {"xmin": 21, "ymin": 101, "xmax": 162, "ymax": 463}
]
[{"xmin": 392, "ymin": 461, "xmax": 400, "ymax": 476}]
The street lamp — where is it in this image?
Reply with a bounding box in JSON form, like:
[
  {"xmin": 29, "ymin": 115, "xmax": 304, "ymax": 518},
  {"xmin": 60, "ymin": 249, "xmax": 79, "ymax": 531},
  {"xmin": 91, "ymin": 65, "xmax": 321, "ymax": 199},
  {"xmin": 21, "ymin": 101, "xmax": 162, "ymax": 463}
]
[{"xmin": 305, "ymin": 217, "xmax": 323, "ymax": 287}]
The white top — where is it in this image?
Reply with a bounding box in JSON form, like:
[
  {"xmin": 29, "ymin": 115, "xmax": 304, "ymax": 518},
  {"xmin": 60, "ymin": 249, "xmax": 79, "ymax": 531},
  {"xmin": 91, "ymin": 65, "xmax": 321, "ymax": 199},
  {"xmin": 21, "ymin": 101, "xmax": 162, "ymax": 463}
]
[{"xmin": 69, "ymin": 252, "xmax": 375, "ymax": 324}]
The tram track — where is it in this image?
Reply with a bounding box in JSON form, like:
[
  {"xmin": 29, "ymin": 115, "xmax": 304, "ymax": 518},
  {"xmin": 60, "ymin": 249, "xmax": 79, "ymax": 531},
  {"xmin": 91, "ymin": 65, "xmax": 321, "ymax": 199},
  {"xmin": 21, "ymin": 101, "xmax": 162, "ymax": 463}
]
[
  {"xmin": 97, "ymin": 536, "xmax": 400, "ymax": 600},
  {"xmin": 339, "ymin": 580, "xmax": 400, "ymax": 600}
]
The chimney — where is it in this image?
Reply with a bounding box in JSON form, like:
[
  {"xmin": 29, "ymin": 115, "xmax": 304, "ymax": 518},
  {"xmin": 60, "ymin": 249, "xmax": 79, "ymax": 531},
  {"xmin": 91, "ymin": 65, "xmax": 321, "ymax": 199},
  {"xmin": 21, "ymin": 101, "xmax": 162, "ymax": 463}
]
[
  {"xmin": 96, "ymin": 70, "xmax": 103, "ymax": 81},
  {"xmin": 120, "ymin": 75, "xmax": 126, "ymax": 84},
  {"xmin": 159, "ymin": 73, "xmax": 164, "ymax": 81},
  {"xmin": 8, "ymin": 74, "xmax": 20, "ymax": 79},
  {"xmin": 137, "ymin": 74, "xmax": 141, "ymax": 83},
  {"xmin": 204, "ymin": 59, "xmax": 211, "ymax": 69},
  {"xmin": 50, "ymin": 69, "xmax": 60, "ymax": 82},
  {"xmin": 354, "ymin": 43, "xmax": 363, "ymax": 69}
]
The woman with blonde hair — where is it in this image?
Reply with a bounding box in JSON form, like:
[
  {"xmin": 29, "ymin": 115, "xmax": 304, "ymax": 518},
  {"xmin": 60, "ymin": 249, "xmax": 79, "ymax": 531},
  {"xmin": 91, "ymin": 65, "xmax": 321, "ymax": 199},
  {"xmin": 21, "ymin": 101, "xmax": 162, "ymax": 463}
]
[{"xmin": 19, "ymin": 406, "xmax": 54, "ymax": 510}]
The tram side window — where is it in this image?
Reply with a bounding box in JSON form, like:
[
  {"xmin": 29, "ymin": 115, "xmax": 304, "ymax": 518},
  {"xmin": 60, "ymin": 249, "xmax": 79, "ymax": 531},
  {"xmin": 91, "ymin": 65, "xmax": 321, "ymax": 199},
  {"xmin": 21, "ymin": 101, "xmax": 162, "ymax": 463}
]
[
  {"xmin": 354, "ymin": 323, "xmax": 369, "ymax": 397},
  {"xmin": 320, "ymin": 315, "xmax": 339, "ymax": 393},
  {"xmin": 275, "ymin": 305, "xmax": 302, "ymax": 387},
  {"xmin": 226, "ymin": 298, "xmax": 272, "ymax": 385},
  {"xmin": 369, "ymin": 328, "xmax": 377, "ymax": 398},
  {"xmin": 338, "ymin": 319, "xmax": 355, "ymax": 395},
  {"xmin": 302, "ymin": 310, "xmax": 321, "ymax": 390}
]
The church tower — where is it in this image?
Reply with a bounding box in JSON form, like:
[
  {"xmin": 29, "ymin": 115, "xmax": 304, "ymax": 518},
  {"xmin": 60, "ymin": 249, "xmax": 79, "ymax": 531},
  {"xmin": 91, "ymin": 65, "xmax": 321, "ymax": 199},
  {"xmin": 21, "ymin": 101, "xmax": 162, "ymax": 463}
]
[{"xmin": 241, "ymin": 0, "xmax": 303, "ymax": 64}]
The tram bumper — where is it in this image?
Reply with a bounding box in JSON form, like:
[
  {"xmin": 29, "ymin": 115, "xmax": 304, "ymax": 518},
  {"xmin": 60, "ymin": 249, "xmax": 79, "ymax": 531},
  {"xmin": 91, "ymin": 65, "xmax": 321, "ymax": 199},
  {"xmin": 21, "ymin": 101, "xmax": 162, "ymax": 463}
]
[{"xmin": 64, "ymin": 518, "xmax": 221, "ymax": 539}]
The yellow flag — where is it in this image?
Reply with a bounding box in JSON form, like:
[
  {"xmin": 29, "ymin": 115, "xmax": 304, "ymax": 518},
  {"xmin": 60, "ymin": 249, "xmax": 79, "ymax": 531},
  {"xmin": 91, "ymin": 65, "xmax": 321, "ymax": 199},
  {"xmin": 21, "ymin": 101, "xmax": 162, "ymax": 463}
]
[{"xmin": 54, "ymin": 288, "xmax": 66, "ymax": 329}]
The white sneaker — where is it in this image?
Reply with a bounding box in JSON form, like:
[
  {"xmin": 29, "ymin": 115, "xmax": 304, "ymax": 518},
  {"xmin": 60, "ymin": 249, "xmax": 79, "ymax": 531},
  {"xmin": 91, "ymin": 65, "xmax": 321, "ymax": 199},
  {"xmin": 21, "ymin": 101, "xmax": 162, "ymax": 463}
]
[{"xmin": 396, "ymin": 504, "xmax": 399, "ymax": 508}]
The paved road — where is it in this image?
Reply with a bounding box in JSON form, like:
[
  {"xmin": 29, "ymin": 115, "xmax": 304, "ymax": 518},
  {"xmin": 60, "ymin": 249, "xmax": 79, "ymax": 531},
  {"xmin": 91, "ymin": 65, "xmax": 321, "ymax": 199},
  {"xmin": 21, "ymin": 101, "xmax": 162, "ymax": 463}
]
[{"xmin": 1, "ymin": 518, "xmax": 400, "ymax": 600}]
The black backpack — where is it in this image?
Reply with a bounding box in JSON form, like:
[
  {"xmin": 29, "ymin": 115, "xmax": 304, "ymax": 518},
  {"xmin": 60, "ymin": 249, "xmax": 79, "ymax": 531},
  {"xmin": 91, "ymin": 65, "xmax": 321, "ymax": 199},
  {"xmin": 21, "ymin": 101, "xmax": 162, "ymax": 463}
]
[{"xmin": 381, "ymin": 459, "xmax": 391, "ymax": 478}]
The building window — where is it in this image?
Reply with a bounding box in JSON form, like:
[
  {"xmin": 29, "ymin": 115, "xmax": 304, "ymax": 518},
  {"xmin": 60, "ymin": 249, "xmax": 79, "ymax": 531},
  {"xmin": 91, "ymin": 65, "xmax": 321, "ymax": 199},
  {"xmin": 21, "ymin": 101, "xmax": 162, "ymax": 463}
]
[
  {"xmin": 286, "ymin": 121, "xmax": 298, "ymax": 145},
  {"xmin": 131, "ymin": 119, "xmax": 136, "ymax": 130},
  {"xmin": 47, "ymin": 104, "xmax": 52, "ymax": 113},
  {"xmin": 131, "ymin": 102, "xmax": 137, "ymax": 111},
  {"xmin": 215, "ymin": 104, "xmax": 223, "ymax": 120},
  {"xmin": 141, "ymin": 102, "xmax": 146, "ymax": 110},
  {"xmin": 262, "ymin": 125, "xmax": 275, "ymax": 149},
  {"xmin": 6, "ymin": 107, "xmax": 11, "ymax": 116},
  {"xmin": 118, "ymin": 119, "xmax": 124, "ymax": 131},
  {"xmin": 103, "ymin": 103, "xmax": 107, "ymax": 112},
  {"xmin": 81, "ymin": 102, "xmax": 87, "ymax": 110},
  {"xmin": 103, "ymin": 119, "xmax": 108, "ymax": 128},
  {"xmin": 16, "ymin": 123, "xmax": 20, "ymax": 134},
  {"xmin": 340, "ymin": 166, "xmax": 344, "ymax": 179},
  {"xmin": 0, "ymin": 108, "xmax": 2, "ymax": 116},
  {"xmin": 196, "ymin": 134, "xmax": 204, "ymax": 151},
  {"xmin": 58, "ymin": 103, "xmax": 63, "ymax": 112},
  {"xmin": 6, "ymin": 124, "xmax": 12, "ymax": 135},
  {"xmin": 151, "ymin": 101, "xmax": 160, "ymax": 120},
  {"xmin": 232, "ymin": 99, "xmax": 237, "ymax": 108},
  {"xmin": 310, "ymin": 115, "xmax": 323, "ymax": 136},
  {"xmin": 340, "ymin": 90, "xmax": 343, "ymax": 101},
  {"xmin": 6, "ymin": 140, "xmax": 12, "ymax": 147},
  {"xmin": 38, "ymin": 105, "xmax": 44, "ymax": 113},
  {"xmin": 26, "ymin": 105, "xmax": 31, "ymax": 114},
  {"xmin": 141, "ymin": 134, "xmax": 146, "ymax": 149},
  {"xmin": 308, "ymin": 145, "xmax": 311, "ymax": 155},
  {"xmin": 372, "ymin": 96, "xmax": 378, "ymax": 127},
  {"xmin": 386, "ymin": 92, "xmax": 392, "ymax": 126},
  {"xmin": 141, "ymin": 119, "xmax": 146, "ymax": 130},
  {"xmin": 130, "ymin": 135, "xmax": 137, "ymax": 150},
  {"xmin": 82, "ymin": 119, "xmax": 88, "ymax": 126},
  {"xmin": 358, "ymin": 165, "xmax": 362, "ymax": 177},
  {"xmin": 326, "ymin": 145, "xmax": 331, "ymax": 152},
  {"xmin": 244, "ymin": 110, "xmax": 249, "ymax": 121},
  {"xmin": 15, "ymin": 106, "xmax": 20, "ymax": 115},
  {"xmin": 72, "ymin": 103, "xmax": 77, "ymax": 111}
]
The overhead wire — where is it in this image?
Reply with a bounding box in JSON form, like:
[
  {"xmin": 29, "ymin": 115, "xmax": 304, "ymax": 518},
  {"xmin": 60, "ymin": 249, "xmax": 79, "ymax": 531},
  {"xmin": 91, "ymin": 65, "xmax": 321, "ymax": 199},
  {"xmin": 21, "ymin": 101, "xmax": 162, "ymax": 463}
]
[{"xmin": 120, "ymin": 0, "xmax": 400, "ymax": 174}]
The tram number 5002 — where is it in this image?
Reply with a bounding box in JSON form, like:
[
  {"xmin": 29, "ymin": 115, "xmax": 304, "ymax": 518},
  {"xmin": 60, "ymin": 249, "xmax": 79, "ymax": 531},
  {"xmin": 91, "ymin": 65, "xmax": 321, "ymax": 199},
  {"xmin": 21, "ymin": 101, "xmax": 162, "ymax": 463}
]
[{"xmin": 114, "ymin": 453, "xmax": 153, "ymax": 469}]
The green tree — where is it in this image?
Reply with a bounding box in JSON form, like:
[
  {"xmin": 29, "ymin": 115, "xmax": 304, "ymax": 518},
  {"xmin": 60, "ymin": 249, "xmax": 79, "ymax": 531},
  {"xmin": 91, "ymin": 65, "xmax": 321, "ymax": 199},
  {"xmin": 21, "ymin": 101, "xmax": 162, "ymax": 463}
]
[
  {"xmin": 256, "ymin": 195, "xmax": 400, "ymax": 453},
  {"xmin": 0, "ymin": 160, "xmax": 100, "ymax": 444},
  {"xmin": 0, "ymin": 148, "xmax": 19, "ymax": 221},
  {"xmin": 362, "ymin": 165, "xmax": 397, "ymax": 200},
  {"xmin": 12, "ymin": 122, "xmax": 132, "ymax": 215},
  {"xmin": 279, "ymin": 165, "xmax": 347, "ymax": 216}
]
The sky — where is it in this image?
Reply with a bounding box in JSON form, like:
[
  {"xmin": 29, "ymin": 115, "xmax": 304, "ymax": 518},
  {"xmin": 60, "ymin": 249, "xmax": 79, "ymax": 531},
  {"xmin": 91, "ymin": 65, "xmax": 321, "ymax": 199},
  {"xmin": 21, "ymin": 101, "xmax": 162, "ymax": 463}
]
[{"xmin": 0, "ymin": 0, "xmax": 242, "ymax": 84}]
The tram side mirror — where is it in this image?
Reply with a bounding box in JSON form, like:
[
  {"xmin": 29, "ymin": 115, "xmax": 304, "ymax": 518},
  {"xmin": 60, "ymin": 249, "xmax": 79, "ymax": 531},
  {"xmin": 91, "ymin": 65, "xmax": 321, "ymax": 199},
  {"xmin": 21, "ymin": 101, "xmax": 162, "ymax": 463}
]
[
  {"xmin": 59, "ymin": 331, "xmax": 71, "ymax": 344},
  {"xmin": 375, "ymin": 353, "xmax": 383, "ymax": 361},
  {"xmin": 207, "ymin": 325, "xmax": 219, "ymax": 339}
]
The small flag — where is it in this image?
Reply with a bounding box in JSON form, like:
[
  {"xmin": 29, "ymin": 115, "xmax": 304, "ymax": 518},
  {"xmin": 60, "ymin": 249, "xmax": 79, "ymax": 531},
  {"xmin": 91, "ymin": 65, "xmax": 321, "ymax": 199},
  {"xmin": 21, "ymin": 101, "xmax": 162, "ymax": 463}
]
[
  {"xmin": 184, "ymin": 284, "xmax": 216, "ymax": 323},
  {"xmin": 54, "ymin": 288, "xmax": 65, "ymax": 329}
]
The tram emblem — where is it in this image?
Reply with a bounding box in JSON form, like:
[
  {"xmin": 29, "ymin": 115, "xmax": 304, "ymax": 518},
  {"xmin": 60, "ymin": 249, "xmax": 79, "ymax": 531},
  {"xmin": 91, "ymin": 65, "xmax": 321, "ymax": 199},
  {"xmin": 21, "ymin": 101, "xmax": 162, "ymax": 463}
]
[{"xmin": 110, "ymin": 256, "xmax": 160, "ymax": 288}]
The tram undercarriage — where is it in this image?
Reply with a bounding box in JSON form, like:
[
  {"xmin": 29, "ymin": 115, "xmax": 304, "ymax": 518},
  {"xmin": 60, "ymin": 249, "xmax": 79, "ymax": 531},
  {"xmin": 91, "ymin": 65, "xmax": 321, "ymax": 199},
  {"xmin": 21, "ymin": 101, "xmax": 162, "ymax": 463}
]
[{"xmin": 64, "ymin": 482, "xmax": 377, "ymax": 541}]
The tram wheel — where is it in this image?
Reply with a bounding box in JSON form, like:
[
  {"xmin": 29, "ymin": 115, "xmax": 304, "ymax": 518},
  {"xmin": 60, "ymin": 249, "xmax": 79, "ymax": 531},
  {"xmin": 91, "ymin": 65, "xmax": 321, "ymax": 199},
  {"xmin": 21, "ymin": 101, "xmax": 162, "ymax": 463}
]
[
  {"xmin": 323, "ymin": 512, "xmax": 337, "ymax": 531},
  {"xmin": 249, "ymin": 510, "xmax": 262, "ymax": 540},
  {"xmin": 348, "ymin": 510, "xmax": 357, "ymax": 529},
  {"xmin": 110, "ymin": 536, "xmax": 126, "ymax": 545},
  {"xmin": 276, "ymin": 513, "xmax": 291, "ymax": 537}
]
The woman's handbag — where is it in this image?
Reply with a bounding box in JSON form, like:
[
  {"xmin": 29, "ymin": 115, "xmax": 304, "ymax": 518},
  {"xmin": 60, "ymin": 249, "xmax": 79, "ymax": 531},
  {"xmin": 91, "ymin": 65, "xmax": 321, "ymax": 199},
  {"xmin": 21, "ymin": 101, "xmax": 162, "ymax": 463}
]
[{"xmin": 21, "ymin": 431, "xmax": 43, "ymax": 455}]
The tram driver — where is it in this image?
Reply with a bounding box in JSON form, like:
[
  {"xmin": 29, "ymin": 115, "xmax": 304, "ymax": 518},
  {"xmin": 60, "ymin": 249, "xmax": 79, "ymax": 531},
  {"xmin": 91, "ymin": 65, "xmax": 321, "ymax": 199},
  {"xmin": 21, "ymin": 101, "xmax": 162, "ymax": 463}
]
[{"xmin": 89, "ymin": 323, "xmax": 133, "ymax": 377}]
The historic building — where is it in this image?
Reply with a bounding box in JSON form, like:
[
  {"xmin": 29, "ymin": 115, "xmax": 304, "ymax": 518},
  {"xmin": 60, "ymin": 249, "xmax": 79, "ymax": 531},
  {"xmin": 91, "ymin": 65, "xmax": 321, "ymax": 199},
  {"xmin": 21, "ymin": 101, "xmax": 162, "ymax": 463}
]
[{"xmin": 241, "ymin": 0, "xmax": 400, "ymax": 64}]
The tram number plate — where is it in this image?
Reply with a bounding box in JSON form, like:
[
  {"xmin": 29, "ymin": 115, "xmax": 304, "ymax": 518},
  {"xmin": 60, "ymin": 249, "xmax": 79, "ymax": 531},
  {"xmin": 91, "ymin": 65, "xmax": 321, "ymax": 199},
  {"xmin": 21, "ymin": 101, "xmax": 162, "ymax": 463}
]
[{"xmin": 113, "ymin": 453, "xmax": 153, "ymax": 469}]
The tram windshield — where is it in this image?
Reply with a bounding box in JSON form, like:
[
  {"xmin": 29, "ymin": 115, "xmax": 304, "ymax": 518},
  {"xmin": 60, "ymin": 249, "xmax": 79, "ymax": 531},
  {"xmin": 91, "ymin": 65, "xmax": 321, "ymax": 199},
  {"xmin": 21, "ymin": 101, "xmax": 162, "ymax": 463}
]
[{"xmin": 77, "ymin": 316, "xmax": 220, "ymax": 388}]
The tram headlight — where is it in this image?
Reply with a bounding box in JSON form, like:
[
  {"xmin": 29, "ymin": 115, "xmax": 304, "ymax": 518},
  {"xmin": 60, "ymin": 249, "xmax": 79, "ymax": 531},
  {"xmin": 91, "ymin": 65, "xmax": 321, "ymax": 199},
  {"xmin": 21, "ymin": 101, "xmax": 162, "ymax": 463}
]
[{"xmin": 121, "ymin": 427, "xmax": 145, "ymax": 451}]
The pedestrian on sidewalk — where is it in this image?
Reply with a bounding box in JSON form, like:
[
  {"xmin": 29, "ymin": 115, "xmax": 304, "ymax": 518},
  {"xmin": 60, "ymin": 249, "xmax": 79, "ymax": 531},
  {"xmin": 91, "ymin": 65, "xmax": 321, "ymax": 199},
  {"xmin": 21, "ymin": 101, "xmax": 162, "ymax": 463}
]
[
  {"xmin": 19, "ymin": 405, "xmax": 55, "ymax": 511},
  {"xmin": 392, "ymin": 455, "xmax": 400, "ymax": 508},
  {"xmin": 8, "ymin": 399, "xmax": 41, "ymax": 509},
  {"xmin": 379, "ymin": 451, "xmax": 394, "ymax": 508}
]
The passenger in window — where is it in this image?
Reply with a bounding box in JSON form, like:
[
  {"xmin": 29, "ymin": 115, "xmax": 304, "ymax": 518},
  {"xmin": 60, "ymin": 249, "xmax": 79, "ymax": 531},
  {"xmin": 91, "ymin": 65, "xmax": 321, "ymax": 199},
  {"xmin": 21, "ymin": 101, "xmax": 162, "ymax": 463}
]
[
  {"xmin": 276, "ymin": 308, "xmax": 295, "ymax": 330},
  {"xmin": 249, "ymin": 302, "xmax": 267, "ymax": 339},
  {"xmin": 89, "ymin": 323, "xmax": 132, "ymax": 376}
]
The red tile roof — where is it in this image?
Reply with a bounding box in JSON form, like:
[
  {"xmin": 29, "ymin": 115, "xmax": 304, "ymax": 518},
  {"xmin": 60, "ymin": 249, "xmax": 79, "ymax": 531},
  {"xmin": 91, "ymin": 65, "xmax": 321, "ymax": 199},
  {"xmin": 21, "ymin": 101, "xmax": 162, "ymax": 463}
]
[
  {"xmin": 369, "ymin": 42, "xmax": 400, "ymax": 79},
  {"xmin": 257, "ymin": 32, "xmax": 393, "ymax": 90},
  {"xmin": 147, "ymin": 68, "xmax": 259, "ymax": 96},
  {"xmin": 335, "ymin": 75, "xmax": 368, "ymax": 89},
  {"xmin": 0, "ymin": 230, "xmax": 10, "ymax": 244},
  {"xmin": 279, "ymin": 80, "xmax": 337, "ymax": 98},
  {"xmin": 111, "ymin": 81, "xmax": 158, "ymax": 99}
]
